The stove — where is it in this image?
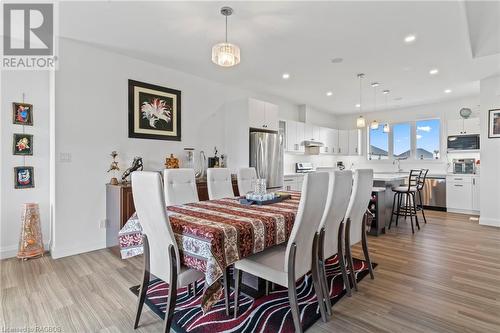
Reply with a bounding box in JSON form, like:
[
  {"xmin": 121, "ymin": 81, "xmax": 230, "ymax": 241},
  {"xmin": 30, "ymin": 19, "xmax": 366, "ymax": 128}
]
[{"xmin": 295, "ymin": 162, "xmax": 315, "ymax": 173}]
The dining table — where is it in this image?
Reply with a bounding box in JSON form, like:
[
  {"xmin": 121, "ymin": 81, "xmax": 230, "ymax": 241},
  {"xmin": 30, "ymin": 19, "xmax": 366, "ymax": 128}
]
[{"xmin": 118, "ymin": 191, "xmax": 301, "ymax": 313}]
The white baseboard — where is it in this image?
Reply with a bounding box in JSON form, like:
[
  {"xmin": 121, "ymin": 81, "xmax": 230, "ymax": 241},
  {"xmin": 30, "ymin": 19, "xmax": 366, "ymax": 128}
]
[
  {"xmin": 446, "ymin": 208, "xmax": 480, "ymax": 215},
  {"xmin": 479, "ymin": 217, "xmax": 500, "ymax": 227},
  {"xmin": 0, "ymin": 242, "xmax": 51, "ymax": 260},
  {"xmin": 50, "ymin": 241, "xmax": 106, "ymax": 259}
]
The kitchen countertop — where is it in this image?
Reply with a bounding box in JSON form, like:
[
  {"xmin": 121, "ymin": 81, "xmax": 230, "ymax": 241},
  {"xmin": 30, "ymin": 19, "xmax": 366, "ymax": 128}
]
[{"xmin": 284, "ymin": 171, "xmax": 451, "ymax": 180}]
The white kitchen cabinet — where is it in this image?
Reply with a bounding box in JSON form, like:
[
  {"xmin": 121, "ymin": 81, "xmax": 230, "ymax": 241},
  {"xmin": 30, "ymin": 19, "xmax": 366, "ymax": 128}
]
[
  {"xmin": 446, "ymin": 175, "xmax": 480, "ymax": 213},
  {"xmin": 283, "ymin": 175, "xmax": 304, "ymax": 191},
  {"xmin": 338, "ymin": 130, "xmax": 349, "ymax": 155},
  {"xmin": 285, "ymin": 120, "xmax": 304, "ymax": 153},
  {"xmin": 304, "ymin": 124, "xmax": 321, "ymax": 141},
  {"xmin": 447, "ymin": 118, "xmax": 480, "ymax": 135},
  {"xmin": 348, "ymin": 129, "xmax": 361, "ymax": 155},
  {"xmin": 472, "ymin": 176, "xmax": 480, "ymax": 211},
  {"xmin": 248, "ymin": 98, "xmax": 279, "ymax": 131},
  {"xmin": 320, "ymin": 127, "xmax": 336, "ymax": 154}
]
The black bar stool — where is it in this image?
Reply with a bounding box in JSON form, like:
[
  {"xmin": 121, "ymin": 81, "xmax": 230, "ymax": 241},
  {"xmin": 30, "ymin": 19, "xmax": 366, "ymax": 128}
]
[
  {"xmin": 389, "ymin": 169, "xmax": 422, "ymax": 233},
  {"xmin": 416, "ymin": 169, "xmax": 429, "ymax": 224}
]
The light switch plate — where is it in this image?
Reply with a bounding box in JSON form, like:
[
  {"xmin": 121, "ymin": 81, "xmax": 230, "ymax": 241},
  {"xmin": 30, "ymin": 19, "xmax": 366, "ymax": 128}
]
[{"xmin": 59, "ymin": 152, "xmax": 72, "ymax": 162}]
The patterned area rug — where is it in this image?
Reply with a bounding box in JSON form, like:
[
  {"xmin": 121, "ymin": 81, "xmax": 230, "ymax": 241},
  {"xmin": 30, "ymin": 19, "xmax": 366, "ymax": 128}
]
[{"xmin": 130, "ymin": 255, "xmax": 375, "ymax": 333}]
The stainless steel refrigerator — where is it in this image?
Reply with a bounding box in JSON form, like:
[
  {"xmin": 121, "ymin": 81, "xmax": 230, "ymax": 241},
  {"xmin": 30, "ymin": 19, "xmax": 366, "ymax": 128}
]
[{"xmin": 249, "ymin": 130, "xmax": 284, "ymax": 189}]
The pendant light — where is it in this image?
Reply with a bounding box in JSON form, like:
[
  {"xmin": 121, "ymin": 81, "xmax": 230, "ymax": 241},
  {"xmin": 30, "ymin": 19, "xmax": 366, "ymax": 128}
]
[
  {"xmin": 356, "ymin": 73, "xmax": 366, "ymax": 128},
  {"xmin": 383, "ymin": 89, "xmax": 390, "ymax": 133},
  {"xmin": 212, "ymin": 7, "xmax": 241, "ymax": 67},
  {"xmin": 370, "ymin": 82, "xmax": 379, "ymax": 130}
]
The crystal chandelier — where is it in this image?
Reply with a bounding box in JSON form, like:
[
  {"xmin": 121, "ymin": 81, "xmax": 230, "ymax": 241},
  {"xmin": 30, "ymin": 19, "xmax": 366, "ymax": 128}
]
[{"xmin": 212, "ymin": 7, "xmax": 241, "ymax": 67}]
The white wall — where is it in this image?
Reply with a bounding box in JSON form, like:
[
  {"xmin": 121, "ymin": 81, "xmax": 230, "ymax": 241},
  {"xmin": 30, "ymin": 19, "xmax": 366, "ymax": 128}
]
[
  {"xmin": 1, "ymin": 71, "xmax": 51, "ymax": 259},
  {"xmin": 479, "ymin": 75, "xmax": 500, "ymax": 227},
  {"xmin": 51, "ymin": 38, "xmax": 301, "ymax": 258},
  {"xmin": 334, "ymin": 96, "xmax": 480, "ymax": 174}
]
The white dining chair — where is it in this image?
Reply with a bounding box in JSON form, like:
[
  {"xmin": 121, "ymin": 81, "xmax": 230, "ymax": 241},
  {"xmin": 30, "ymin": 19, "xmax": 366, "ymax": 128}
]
[
  {"xmin": 131, "ymin": 171, "xmax": 204, "ymax": 332},
  {"xmin": 236, "ymin": 167, "xmax": 257, "ymax": 195},
  {"xmin": 317, "ymin": 170, "xmax": 353, "ymax": 317},
  {"xmin": 207, "ymin": 168, "xmax": 234, "ymax": 200},
  {"xmin": 233, "ymin": 172, "xmax": 330, "ymax": 333},
  {"xmin": 163, "ymin": 168, "xmax": 199, "ymax": 206},
  {"xmin": 344, "ymin": 169, "xmax": 375, "ymax": 292}
]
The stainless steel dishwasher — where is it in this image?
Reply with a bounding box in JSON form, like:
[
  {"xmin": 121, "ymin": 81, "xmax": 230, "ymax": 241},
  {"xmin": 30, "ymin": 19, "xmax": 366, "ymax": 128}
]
[{"xmin": 418, "ymin": 176, "xmax": 446, "ymax": 210}]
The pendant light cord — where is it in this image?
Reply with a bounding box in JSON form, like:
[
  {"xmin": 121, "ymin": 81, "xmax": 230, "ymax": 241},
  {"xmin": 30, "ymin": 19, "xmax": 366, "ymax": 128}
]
[
  {"xmin": 225, "ymin": 15, "xmax": 228, "ymax": 43},
  {"xmin": 359, "ymin": 75, "xmax": 363, "ymax": 112}
]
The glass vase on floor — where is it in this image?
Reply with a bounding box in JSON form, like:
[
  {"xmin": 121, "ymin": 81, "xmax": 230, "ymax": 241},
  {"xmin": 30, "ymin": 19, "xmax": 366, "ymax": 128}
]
[{"xmin": 17, "ymin": 203, "xmax": 44, "ymax": 260}]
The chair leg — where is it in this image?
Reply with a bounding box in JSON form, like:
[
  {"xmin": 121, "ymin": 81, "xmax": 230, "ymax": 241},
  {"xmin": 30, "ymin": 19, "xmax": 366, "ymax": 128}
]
[
  {"xmin": 287, "ymin": 243, "xmax": 303, "ymax": 333},
  {"xmin": 412, "ymin": 193, "xmax": 420, "ymax": 230},
  {"xmin": 265, "ymin": 280, "xmax": 270, "ymax": 296},
  {"xmin": 187, "ymin": 283, "xmax": 192, "ymax": 296},
  {"xmin": 395, "ymin": 193, "xmax": 402, "ymax": 227},
  {"xmin": 418, "ymin": 191, "xmax": 427, "ymax": 224},
  {"xmin": 311, "ymin": 233, "xmax": 328, "ymax": 323},
  {"xmin": 317, "ymin": 228, "xmax": 331, "ymax": 317},
  {"xmin": 134, "ymin": 235, "xmax": 150, "ymax": 329},
  {"xmin": 233, "ymin": 268, "xmax": 241, "ymax": 319},
  {"xmin": 361, "ymin": 218, "xmax": 375, "ymax": 280},
  {"xmin": 345, "ymin": 218, "xmax": 358, "ymax": 291},
  {"xmin": 223, "ymin": 266, "xmax": 231, "ymax": 316},
  {"xmin": 338, "ymin": 222, "xmax": 351, "ymax": 297},
  {"xmin": 406, "ymin": 193, "xmax": 415, "ymax": 234},
  {"xmin": 389, "ymin": 191, "xmax": 398, "ymax": 229},
  {"xmin": 319, "ymin": 260, "xmax": 332, "ymax": 316},
  {"xmin": 163, "ymin": 245, "xmax": 178, "ymax": 333}
]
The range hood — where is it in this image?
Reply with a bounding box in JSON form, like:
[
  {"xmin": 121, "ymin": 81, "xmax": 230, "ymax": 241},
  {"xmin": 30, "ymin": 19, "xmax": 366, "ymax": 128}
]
[{"xmin": 302, "ymin": 140, "xmax": 324, "ymax": 147}]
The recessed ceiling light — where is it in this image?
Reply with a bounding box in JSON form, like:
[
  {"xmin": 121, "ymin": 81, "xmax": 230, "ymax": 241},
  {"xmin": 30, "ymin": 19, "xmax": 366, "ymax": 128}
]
[
  {"xmin": 404, "ymin": 34, "xmax": 416, "ymax": 43},
  {"xmin": 326, "ymin": 91, "xmax": 333, "ymax": 96},
  {"xmin": 429, "ymin": 68, "xmax": 439, "ymax": 75},
  {"xmin": 355, "ymin": 104, "xmax": 361, "ymax": 108},
  {"xmin": 444, "ymin": 89, "xmax": 452, "ymax": 93},
  {"xmin": 371, "ymin": 82, "xmax": 380, "ymax": 87},
  {"xmin": 382, "ymin": 90, "xmax": 390, "ymax": 94},
  {"xmin": 282, "ymin": 73, "xmax": 290, "ymax": 80},
  {"xmin": 331, "ymin": 57, "xmax": 343, "ymax": 63}
]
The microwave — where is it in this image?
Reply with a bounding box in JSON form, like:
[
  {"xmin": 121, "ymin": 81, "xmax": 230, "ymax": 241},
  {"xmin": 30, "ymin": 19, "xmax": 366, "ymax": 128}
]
[{"xmin": 447, "ymin": 134, "xmax": 480, "ymax": 151}]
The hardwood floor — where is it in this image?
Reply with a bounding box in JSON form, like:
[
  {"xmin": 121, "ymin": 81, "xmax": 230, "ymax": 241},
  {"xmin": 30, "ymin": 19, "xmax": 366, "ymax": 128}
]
[{"xmin": 1, "ymin": 211, "xmax": 499, "ymax": 332}]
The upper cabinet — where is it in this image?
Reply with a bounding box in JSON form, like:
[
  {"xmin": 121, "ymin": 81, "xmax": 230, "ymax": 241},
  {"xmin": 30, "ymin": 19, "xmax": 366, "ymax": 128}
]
[
  {"xmin": 447, "ymin": 118, "xmax": 480, "ymax": 135},
  {"xmin": 338, "ymin": 130, "xmax": 349, "ymax": 155},
  {"xmin": 320, "ymin": 127, "xmax": 337, "ymax": 154},
  {"xmin": 286, "ymin": 120, "xmax": 305, "ymax": 153},
  {"xmin": 348, "ymin": 129, "xmax": 361, "ymax": 155},
  {"xmin": 248, "ymin": 98, "xmax": 279, "ymax": 131}
]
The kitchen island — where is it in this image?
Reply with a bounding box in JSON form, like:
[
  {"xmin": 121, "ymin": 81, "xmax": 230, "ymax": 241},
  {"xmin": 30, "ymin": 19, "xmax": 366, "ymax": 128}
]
[{"xmin": 373, "ymin": 173, "xmax": 407, "ymax": 232}]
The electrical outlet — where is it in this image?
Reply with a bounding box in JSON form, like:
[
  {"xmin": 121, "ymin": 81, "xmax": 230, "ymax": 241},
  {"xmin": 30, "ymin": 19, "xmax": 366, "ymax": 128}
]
[{"xmin": 99, "ymin": 219, "xmax": 108, "ymax": 229}]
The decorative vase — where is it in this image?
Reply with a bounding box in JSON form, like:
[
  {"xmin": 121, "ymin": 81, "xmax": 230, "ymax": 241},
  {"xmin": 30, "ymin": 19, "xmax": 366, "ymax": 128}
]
[{"xmin": 17, "ymin": 203, "xmax": 44, "ymax": 260}]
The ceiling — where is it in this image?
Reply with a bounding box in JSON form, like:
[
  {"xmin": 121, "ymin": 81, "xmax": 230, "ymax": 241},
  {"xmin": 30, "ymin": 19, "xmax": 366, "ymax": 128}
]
[{"xmin": 59, "ymin": 1, "xmax": 500, "ymax": 114}]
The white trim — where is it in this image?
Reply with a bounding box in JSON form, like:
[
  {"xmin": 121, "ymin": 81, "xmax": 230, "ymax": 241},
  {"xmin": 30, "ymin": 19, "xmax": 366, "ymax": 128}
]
[
  {"xmin": 447, "ymin": 208, "xmax": 480, "ymax": 215},
  {"xmin": 50, "ymin": 241, "xmax": 106, "ymax": 259},
  {"xmin": 0, "ymin": 242, "xmax": 51, "ymax": 260},
  {"xmin": 479, "ymin": 217, "xmax": 500, "ymax": 227}
]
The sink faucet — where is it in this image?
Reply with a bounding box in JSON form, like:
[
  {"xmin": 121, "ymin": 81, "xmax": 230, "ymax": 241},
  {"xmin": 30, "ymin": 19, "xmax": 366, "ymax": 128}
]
[{"xmin": 393, "ymin": 158, "xmax": 406, "ymax": 172}]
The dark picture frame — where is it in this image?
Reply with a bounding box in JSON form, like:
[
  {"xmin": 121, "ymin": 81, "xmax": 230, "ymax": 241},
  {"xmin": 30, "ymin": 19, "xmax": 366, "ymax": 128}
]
[
  {"xmin": 14, "ymin": 166, "xmax": 35, "ymax": 189},
  {"xmin": 128, "ymin": 79, "xmax": 181, "ymax": 141},
  {"xmin": 13, "ymin": 133, "xmax": 33, "ymax": 155},
  {"xmin": 13, "ymin": 102, "xmax": 33, "ymax": 126},
  {"xmin": 488, "ymin": 109, "xmax": 500, "ymax": 138}
]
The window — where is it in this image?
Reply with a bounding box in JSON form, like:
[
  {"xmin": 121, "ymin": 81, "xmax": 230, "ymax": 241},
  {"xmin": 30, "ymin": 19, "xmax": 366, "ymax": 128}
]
[
  {"xmin": 416, "ymin": 119, "xmax": 441, "ymax": 159},
  {"xmin": 393, "ymin": 123, "xmax": 411, "ymax": 159},
  {"xmin": 368, "ymin": 124, "xmax": 388, "ymax": 160}
]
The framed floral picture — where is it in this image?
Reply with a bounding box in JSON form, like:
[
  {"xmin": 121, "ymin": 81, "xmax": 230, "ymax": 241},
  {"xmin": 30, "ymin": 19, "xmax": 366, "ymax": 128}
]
[
  {"xmin": 13, "ymin": 102, "xmax": 33, "ymax": 126},
  {"xmin": 13, "ymin": 133, "xmax": 33, "ymax": 155},
  {"xmin": 489, "ymin": 109, "xmax": 500, "ymax": 138},
  {"xmin": 128, "ymin": 80, "xmax": 181, "ymax": 141},
  {"xmin": 14, "ymin": 166, "xmax": 35, "ymax": 189}
]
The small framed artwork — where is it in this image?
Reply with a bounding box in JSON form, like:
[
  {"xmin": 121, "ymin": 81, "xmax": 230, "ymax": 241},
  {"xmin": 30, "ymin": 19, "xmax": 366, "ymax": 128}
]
[
  {"xmin": 14, "ymin": 166, "xmax": 35, "ymax": 189},
  {"xmin": 489, "ymin": 109, "xmax": 500, "ymax": 138},
  {"xmin": 13, "ymin": 133, "xmax": 33, "ymax": 155},
  {"xmin": 13, "ymin": 103, "xmax": 33, "ymax": 126},
  {"xmin": 128, "ymin": 79, "xmax": 181, "ymax": 141}
]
